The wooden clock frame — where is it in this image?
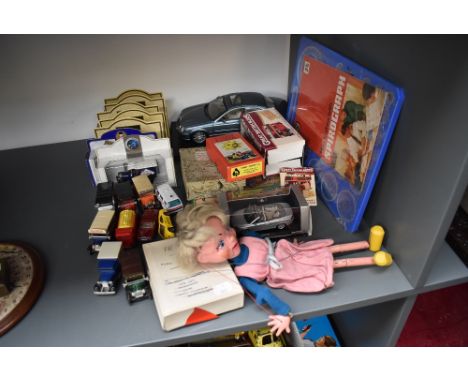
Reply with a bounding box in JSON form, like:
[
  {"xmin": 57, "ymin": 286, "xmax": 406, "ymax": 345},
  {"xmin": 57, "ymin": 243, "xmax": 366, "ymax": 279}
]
[{"xmin": 0, "ymin": 242, "xmax": 45, "ymax": 337}]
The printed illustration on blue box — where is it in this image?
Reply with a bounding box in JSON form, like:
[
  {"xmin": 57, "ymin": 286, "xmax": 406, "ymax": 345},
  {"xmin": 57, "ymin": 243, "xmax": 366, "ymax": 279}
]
[
  {"xmin": 295, "ymin": 315, "xmax": 341, "ymax": 347},
  {"xmin": 287, "ymin": 37, "xmax": 404, "ymax": 232}
]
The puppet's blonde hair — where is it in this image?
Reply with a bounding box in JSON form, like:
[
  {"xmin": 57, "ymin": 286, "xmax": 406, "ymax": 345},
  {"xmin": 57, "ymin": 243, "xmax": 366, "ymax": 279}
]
[{"xmin": 176, "ymin": 203, "xmax": 229, "ymax": 267}]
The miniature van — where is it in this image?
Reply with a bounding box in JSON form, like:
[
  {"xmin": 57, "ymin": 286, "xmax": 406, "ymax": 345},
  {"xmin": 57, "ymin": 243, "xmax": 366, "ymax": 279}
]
[{"xmin": 156, "ymin": 183, "xmax": 183, "ymax": 213}]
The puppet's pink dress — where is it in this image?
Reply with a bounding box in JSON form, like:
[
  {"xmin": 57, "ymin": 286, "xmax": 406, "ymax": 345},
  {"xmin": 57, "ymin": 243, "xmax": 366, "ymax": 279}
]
[{"xmin": 234, "ymin": 236, "xmax": 335, "ymax": 293}]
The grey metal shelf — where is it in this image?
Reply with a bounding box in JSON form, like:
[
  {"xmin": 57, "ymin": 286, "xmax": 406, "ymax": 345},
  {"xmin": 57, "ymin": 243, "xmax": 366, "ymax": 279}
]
[
  {"xmin": 1, "ymin": 36, "xmax": 468, "ymax": 346},
  {"xmin": 330, "ymin": 242, "xmax": 468, "ymax": 347},
  {"xmin": 0, "ymin": 139, "xmax": 414, "ymax": 346},
  {"xmin": 0, "ymin": 252, "xmax": 414, "ymax": 346},
  {"xmin": 419, "ymin": 242, "xmax": 468, "ymax": 293},
  {"xmin": 331, "ymin": 297, "xmax": 417, "ymax": 346}
]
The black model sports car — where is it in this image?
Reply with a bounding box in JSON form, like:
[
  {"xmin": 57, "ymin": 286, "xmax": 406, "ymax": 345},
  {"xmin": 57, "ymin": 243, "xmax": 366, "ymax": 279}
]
[{"xmin": 175, "ymin": 92, "xmax": 287, "ymax": 145}]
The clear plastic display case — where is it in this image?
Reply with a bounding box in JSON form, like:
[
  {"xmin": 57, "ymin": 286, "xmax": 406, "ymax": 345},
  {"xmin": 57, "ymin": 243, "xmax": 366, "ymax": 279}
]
[{"xmin": 217, "ymin": 184, "xmax": 312, "ymax": 239}]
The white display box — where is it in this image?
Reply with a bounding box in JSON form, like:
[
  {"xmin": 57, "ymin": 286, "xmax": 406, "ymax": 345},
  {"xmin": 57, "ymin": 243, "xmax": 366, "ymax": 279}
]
[{"xmin": 86, "ymin": 134, "xmax": 176, "ymax": 187}]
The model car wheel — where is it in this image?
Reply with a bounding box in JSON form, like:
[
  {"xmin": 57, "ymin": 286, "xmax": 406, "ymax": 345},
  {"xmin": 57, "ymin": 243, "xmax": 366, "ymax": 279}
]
[
  {"xmin": 192, "ymin": 131, "xmax": 207, "ymax": 145},
  {"xmin": 126, "ymin": 291, "xmax": 133, "ymax": 304},
  {"xmin": 277, "ymin": 223, "xmax": 286, "ymax": 230}
]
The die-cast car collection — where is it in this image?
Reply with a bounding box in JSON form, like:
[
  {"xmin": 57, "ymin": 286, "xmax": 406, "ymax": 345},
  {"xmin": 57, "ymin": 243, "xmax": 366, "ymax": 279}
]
[
  {"xmin": 88, "ymin": 172, "xmax": 181, "ymax": 302},
  {"xmin": 87, "ymin": 92, "xmax": 295, "ymax": 306}
]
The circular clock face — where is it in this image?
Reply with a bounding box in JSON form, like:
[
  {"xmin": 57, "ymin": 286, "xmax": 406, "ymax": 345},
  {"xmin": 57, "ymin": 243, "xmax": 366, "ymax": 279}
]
[{"xmin": 0, "ymin": 242, "xmax": 45, "ymax": 336}]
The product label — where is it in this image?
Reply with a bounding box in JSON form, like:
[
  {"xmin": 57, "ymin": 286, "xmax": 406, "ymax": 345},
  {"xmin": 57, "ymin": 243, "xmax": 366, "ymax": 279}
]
[
  {"xmin": 213, "ymin": 281, "xmax": 233, "ymax": 296},
  {"xmin": 231, "ymin": 162, "xmax": 263, "ymax": 179}
]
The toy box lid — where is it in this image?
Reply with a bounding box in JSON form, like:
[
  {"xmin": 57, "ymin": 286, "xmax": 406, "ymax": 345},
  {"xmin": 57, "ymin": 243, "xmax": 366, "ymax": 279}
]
[
  {"xmin": 179, "ymin": 147, "xmax": 245, "ymax": 200},
  {"xmin": 241, "ymin": 107, "xmax": 305, "ymax": 165},
  {"xmin": 206, "ymin": 132, "xmax": 264, "ymax": 182}
]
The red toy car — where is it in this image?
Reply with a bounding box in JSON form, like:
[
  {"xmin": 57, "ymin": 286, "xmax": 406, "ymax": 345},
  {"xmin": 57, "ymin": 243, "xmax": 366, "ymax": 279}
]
[
  {"xmin": 137, "ymin": 208, "xmax": 158, "ymax": 242},
  {"xmin": 115, "ymin": 209, "xmax": 137, "ymax": 248}
]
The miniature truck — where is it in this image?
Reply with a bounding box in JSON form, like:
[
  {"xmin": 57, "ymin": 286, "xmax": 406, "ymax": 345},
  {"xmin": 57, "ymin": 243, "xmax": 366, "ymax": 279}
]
[
  {"xmin": 114, "ymin": 181, "xmax": 137, "ymax": 211},
  {"xmin": 137, "ymin": 208, "xmax": 158, "ymax": 243},
  {"xmin": 115, "ymin": 209, "xmax": 137, "ymax": 248},
  {"xmin": 94, "ymin": 181, "xmax": 115, "ymax": 210},
  {"xmin": 88, "ymin": 209, "xmax": 116, "ymax": 255},
  {"xmin": 132, "ymin": 173, "xmax": 156, "ymax": 209},
  {"xmin": 120, "ymin": 247, "xmax": 151, "ymax": 303},
  {"xmin": 94, "ymin": 241, "xmax": 122, "ymax": 295}
]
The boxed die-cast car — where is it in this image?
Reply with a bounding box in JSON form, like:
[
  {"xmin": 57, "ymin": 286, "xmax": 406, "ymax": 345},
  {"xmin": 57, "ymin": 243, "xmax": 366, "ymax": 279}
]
[
  {"xmin": 217, "ymin": 184, "xmax": 312, "ymax": 239},
  {"xmin": 86, "ymin": 134, "xmax": 176, "ymax": 187},
  {"xmin": 206, "ymin": 132, "xmax": 264, "ymax": 182},
  {"xmin": 231, "ymin": 202, "xmax": 294, "ymax": 232}
]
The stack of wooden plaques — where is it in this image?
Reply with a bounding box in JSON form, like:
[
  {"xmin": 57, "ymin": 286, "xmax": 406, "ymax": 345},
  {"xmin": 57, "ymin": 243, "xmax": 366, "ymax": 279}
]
[{"xmin": 95, "ymin": 89, "xmax": 169, "ymax": 139}]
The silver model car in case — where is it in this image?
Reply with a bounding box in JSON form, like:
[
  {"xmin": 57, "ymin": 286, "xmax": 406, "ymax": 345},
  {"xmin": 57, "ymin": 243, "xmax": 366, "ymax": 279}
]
[
  {"xmin": 231, "ymin": 202, "xmax": 294, "ymax": 232},
  {"xmin": 217, "ymin": 184, "xmax": 312, "ymax": 239}
]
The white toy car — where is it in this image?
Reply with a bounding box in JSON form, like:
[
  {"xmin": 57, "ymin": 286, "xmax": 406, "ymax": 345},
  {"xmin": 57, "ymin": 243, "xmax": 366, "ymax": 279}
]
[{"xmin": 156, "ymin": 183, "xmax": 183, "ymax": 213}]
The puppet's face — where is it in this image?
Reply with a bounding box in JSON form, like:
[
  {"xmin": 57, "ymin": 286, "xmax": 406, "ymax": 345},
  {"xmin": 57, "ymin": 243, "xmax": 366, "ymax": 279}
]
[{"xmin": 196, "ymin": 217, "xmax": 241, "ymax": 264}]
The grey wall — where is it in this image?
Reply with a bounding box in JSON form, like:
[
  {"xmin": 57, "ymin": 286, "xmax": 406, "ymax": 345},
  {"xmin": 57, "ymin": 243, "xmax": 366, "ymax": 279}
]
[{"xmin": 0, "ymin": 35, "xmax": 289, "ymax": 150}]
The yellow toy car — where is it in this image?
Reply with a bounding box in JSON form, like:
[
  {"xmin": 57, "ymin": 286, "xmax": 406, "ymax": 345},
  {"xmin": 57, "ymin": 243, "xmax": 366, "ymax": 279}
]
[
  {"xmin": 158, "ymin": 209, "xmax": 175, "ymax": 239},
  {"xmin": 248, "ymin": 327, "xmax": 285, "ymax": 347}
]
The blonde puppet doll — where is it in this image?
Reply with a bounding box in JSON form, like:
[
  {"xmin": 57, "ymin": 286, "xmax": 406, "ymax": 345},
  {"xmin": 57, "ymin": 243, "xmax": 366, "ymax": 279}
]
[{"xmin": 176, "ymin": 203, "xmax": 392, "ymax": 336}]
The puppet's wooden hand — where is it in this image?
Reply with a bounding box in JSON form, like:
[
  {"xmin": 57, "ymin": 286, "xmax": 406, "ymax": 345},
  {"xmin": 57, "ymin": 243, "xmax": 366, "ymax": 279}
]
[{"xmin": 268, "ymin": 314, "xmax": 291, "ymax": 337}]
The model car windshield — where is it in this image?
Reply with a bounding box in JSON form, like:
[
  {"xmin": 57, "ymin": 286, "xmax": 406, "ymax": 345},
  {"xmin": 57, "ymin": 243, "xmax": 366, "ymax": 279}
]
[
  {"xmin": 177, "ymin": 92, "xmax": 287, "ymax": 145},
  {"xmin": 206, "ymin": 96, "xmax": 227, "ymax": 119},
  {"xmin": 244, "ymin": 204, "xmax": 283, "ymax": 224}
]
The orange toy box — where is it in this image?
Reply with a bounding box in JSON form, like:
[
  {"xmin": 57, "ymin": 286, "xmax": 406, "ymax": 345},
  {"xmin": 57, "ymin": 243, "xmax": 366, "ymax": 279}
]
[{"xmin": 206, "ymin": 133, "xmax": 264, "ymax": 182}]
